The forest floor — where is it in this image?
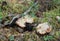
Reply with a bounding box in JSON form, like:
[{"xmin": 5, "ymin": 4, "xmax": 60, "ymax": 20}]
[{"xmin": 0, "ymin": 0, "xmax": 60, "ymax": 41}]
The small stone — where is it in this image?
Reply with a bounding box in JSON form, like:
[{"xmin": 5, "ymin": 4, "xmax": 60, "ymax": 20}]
[
  {"xmin": 36, "ymin": 22, "xmax": 52, "ymax": 35},
  {"xmin": 56, "ymin": 16, "xmax": 60, "ymax": 19},
  {"xmin": 56, "ymin": 16, "xmax": 60, "ymax": 23}
]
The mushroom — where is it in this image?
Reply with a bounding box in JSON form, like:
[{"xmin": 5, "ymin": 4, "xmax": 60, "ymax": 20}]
[
  {"xmin": 16, "ymin": 15, "xmax": 34, "ymax": 28},
  {"xmin": 56, "ymin": 16, "xmax": 60, "ymax": 20},
  {"xmin": 56, "ymin": 16, "xmax": 60, "ymax": 23},
  {"xmin": 36, "ymin": 22, "xmax": 52, "ymax": 35},
  {"xmin": 16, "ymin": 17, "xmax": 26, "ymax": 28}
]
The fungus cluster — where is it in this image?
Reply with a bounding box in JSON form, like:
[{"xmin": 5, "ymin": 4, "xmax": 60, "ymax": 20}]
[{"xmin": 16, "ymin": 15, "xmax": 52, "ymax": 34}]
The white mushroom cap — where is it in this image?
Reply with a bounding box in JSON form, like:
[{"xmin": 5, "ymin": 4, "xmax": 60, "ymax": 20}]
[
  {"xmin": 16, "ymin": 17, "xmax": 26, "ymax": 28},
  {"xmin": 56, "ymin": 16, "xmax": 60, "ymax": 20},
  {"xmin": 16, "ymin": 15, "xmax": 34, "ymax": 28},
  {"xmin": 56, "ymin": 16, "xmax": 60, "ymax": 23},
  {"xmin": 36, "ymin": 22, "xmax": 52, "ymax": 34}
]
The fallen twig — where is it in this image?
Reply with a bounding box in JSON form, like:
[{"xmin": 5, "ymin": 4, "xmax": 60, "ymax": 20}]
[{"xmin": 9, "ymin": 1, "xmax": 38, "ymax": 26}]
